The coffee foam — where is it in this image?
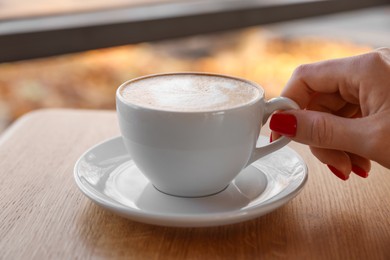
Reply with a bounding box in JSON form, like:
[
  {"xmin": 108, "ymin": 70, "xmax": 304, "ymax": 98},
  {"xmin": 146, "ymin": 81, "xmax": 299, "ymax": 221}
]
[{"xmin": 120, "ymin": 74, "xmax": 261, "ymax": 112}]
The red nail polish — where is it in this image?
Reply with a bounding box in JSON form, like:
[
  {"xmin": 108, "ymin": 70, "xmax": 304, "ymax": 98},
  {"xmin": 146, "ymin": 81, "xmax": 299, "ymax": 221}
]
[
  {"xmin": 352, "ymin": 165, "xmax": 369, "ymax": 178},
  {"xmin": 270, "ymin": 134, "xmax": 273, "ymax": 143},
  {"xmin": 269, "ymin": 113, "xmax": 297, "ymax": 137},
  {"xmin": 327, "ymin": 165, "xmax": 349, "ymax": 181}
]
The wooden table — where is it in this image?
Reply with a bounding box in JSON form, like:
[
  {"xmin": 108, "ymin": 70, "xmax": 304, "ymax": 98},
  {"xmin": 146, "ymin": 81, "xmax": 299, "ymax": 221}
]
[
  {"xmin": 1, "ymin": 109, "xmax": 389, "ymax": 259},
  {"xmin": 1, "ymin": 0, "xmax": 389, "ymax": 63}
]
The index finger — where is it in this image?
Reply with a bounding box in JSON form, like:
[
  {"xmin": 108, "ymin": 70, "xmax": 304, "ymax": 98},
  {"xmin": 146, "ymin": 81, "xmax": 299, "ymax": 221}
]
[{"xmin": 281, "ymin": 55, "xmax": 360, "ymax": 109}]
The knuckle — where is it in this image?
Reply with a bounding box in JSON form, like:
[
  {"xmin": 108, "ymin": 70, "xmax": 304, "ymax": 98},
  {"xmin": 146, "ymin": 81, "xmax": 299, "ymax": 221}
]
[
  {"xmin": 292, "ymin": 64, "xmax": 312, "ymax": 79},
  {"xmin": 309, "ymin": 116, "xmax": 334, "ymax": 147},
  {"xmin": 367, "ymin": 51, "xmax": 384, "ymax": 64},
  {"xmin": 366, "ymin": 121, "xmax": 388, "ymax": 158},
  {"xmin": 361, "ymin": 50, "xmax": 389, "ymax": 69},
  {"xmin": 375, "ymin": 47, "xmax": 390, "ymax": 56}
]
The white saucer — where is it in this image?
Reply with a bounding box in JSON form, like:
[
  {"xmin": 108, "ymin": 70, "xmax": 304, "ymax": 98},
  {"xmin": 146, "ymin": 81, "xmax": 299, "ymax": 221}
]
[{"xmin": 74, "ymin": 136, "xmax": 308, "ymax": 227}]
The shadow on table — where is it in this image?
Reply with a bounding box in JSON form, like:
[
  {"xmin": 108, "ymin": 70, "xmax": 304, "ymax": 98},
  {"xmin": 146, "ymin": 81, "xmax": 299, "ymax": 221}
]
[
  {"xmin": 77, "ymin": 198, "xmax": 390, "ymax": 259},
  {"xmin": 77, "ymin": 202, "xmax": 300, "ymax": 258}
]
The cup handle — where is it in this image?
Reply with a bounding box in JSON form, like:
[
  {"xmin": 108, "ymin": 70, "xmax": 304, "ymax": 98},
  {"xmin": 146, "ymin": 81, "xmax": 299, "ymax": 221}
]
[{"xmin": 246, "ymin": 97, "xmax": 300, "ymax": 166}]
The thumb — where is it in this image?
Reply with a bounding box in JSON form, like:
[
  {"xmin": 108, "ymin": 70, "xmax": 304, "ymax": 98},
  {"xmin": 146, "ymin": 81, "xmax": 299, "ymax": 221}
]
[{"xmin": 269, "ymin": 110, "xmax": 365, "ymax": 154}]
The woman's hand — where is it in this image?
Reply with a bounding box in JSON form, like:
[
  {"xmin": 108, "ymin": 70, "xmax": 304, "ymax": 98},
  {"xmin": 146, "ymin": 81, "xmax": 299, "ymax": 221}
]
[{"xmin": 270, "ymin": 48, "xmax": 390, "ymax": 180}]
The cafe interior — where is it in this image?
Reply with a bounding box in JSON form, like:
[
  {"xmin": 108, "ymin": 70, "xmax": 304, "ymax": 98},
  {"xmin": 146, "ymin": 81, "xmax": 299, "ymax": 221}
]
[
  {"xmin": 1, "ymin": 0, "xmax": 389, "ymax": 131},
  {"xmin": 1, "ymin": 0, "xmax": 390, "ymax": 259}
]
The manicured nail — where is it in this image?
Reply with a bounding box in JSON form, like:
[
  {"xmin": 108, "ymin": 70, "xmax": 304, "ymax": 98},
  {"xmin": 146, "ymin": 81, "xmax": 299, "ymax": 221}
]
[
  {"xmin": 270, "ymin": 134, "xmax": 273, "ymax": 143},
  {"xmin": 352, "ymin": 165, "xmax": 369, "ymax": 178},
  {"xmin": 327, "ymin": 165, "xmax": 349, "ymax": 181},
  {"xmin": 269, "ymin": 113, "xmax": 297, "ymax": 137}
]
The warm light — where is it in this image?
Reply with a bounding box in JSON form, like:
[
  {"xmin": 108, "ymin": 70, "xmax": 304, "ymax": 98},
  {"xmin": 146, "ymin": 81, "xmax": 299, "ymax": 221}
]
[{"xmin": 0, "ymin": 28, "xmax": 372, "ymax": 129}]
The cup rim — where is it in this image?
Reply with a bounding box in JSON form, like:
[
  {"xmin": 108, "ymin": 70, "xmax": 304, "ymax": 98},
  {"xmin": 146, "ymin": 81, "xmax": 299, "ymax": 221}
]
[{"xmin": 116, "ymin": 72, "xmax": 264, "ymax": 114}]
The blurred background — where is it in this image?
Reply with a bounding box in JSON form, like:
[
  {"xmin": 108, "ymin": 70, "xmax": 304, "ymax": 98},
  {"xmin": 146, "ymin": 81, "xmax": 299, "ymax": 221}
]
[{"xmin": 0, "ymin": 0, "xmax": 389, "ymax": 132}]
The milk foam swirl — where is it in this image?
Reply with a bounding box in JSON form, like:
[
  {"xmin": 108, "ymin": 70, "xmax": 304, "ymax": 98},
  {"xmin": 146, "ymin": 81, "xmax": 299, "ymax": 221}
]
[{"xmin": 120, "ymin": 74, "xmax": 261, "ymax": 112}]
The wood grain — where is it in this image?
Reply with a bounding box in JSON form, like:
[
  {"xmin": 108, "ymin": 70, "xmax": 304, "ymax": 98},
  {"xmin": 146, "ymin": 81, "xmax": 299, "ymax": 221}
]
[{"xmin": 0, "ymin": 109, "xmax": 389, "ymax": 259}]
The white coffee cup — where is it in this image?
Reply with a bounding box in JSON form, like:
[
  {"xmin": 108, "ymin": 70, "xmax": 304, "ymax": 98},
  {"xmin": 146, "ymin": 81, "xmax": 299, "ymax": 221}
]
[{"xmin": 116, "ymin": 72, "xmax": 299, "ymax": 197}]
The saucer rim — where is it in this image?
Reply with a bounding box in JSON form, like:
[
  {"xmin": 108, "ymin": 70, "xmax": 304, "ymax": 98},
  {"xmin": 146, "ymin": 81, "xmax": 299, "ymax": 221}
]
[{"xmin": 74, "ymin": 136, "xmax": 308, "ymax": 227}]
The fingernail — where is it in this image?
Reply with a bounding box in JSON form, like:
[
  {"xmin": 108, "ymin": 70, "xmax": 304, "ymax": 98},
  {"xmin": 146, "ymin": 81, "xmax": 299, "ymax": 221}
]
[
  {"xmin": 269, "ymin": 113, "xmax": 297, "ymax": 137},
  {"xmin": 270, "ymin": 134, "xmax": 273, "ymax": 143},
  {"xmin": 352, "ymin": 165, "xmax": 369, "ymax": 178},
  {"xmin": 327, "ymin": 165, "xmax": 349, "ymax": 181}
]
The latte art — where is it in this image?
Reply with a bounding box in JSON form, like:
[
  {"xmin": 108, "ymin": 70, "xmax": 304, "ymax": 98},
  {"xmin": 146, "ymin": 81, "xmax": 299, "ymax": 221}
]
[{"xmin": 120, "ymin": 74, "xmax": 261, "ymax": 112}]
